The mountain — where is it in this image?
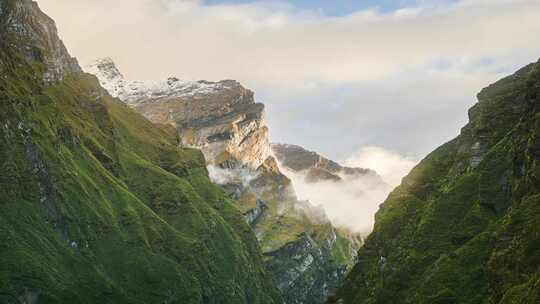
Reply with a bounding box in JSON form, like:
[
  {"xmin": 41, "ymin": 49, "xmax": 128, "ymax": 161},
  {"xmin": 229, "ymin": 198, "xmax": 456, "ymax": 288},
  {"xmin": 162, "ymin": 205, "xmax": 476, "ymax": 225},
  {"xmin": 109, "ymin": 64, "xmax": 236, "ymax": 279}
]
[
  {"xmin": 271, "ymin": 143, "xmax": 383, "ymax": 183},
  {"xmin": 0, "ymin": 1, "xmax": 280, "ymax": 303},
  {"xmin": 87, "ymin": 58, "xmax": 271, "ymax": 169},
  {"xmin": 330, "ymin": 60, "xmax": 540, "ymax": 303},
  {"xmin": 89, "ymin": 58, "xmax": 362, "ymax": 304}
]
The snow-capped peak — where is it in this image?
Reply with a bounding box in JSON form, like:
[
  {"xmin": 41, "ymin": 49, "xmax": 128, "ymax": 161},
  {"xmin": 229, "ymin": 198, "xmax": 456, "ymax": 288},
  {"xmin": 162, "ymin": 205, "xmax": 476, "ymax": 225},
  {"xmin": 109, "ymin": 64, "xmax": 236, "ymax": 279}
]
[{"xmin": 85, "ymin": 58, "xmax": 235, "ymax": 104}]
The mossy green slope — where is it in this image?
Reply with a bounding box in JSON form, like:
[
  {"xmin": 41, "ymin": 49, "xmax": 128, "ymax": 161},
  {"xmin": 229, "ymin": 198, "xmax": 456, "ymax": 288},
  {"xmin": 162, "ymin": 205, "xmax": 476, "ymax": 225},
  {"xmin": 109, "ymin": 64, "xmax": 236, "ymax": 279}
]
[
  {"xmin": 230, "ymin": 160, "xmax": 361, "ymax": 304},
  {"xmin": 332, "ymin": 60, "xmax": 540, "ymax": 304},
  {"xmin": 0, "ymin": 2, "xmax": 280, "ymax": 303}
]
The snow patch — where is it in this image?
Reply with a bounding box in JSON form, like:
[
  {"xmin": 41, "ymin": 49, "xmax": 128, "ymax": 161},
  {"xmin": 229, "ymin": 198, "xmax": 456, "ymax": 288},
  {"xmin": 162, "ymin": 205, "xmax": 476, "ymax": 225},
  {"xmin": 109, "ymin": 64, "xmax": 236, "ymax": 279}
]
[{"xmin": 86, "ymin": 58, "xmax": 234, "ymax": 104}]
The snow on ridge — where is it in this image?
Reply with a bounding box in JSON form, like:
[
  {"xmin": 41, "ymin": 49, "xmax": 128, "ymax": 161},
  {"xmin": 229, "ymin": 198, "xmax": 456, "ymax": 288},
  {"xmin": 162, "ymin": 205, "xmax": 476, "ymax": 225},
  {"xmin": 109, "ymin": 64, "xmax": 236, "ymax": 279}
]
[{"xmin": 85, "ymin": 58, "xmax": 235, "ymax": 104}]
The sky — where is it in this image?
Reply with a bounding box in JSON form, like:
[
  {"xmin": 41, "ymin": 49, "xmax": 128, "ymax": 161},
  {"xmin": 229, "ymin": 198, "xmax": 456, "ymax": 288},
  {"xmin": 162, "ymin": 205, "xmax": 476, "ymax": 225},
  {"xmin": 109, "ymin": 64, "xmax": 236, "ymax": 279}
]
[
  {"xmin": 204, "ymin": 0, "xmax": 434, "ymax": 15},
  {"xmin": 36, "ymin": 0, "xmax": 540, "ymax": 168}
]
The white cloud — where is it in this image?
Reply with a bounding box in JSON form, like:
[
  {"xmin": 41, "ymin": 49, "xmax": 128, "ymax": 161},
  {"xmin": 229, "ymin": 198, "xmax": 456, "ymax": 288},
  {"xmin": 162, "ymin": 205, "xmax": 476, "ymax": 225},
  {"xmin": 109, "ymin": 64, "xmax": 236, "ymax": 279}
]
[
  {"xmin": 36, "ymin": 0, "xmax": 540, "ymax": 87},
  {"xmin": 344, "ymin": 147, "xmax": 417, "ymax": 187},
  {"xmin": 282, "ymin": 166, "xmax": 392, "ymax": 234},
  {"xmin": 207, "ymin": 165, "xmax": 259, "ymax": 187},
  {"xmin": 280, "ymin": 146, "xmax": 415, "ymax": 233}
]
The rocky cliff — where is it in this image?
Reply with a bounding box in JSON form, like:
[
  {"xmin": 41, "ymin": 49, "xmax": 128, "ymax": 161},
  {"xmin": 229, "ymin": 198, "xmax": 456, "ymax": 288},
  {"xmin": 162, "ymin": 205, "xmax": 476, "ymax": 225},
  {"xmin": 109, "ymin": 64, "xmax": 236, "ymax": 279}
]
[
  {"xmin": 87, "ymin": 58, "xmax": 270, "ymax": 169},
  {"xmin": 89, "ymin": 58, "xmax": 361, "ymax": 304},
  {"xmin": 331, "ymin": 60, "xmax": 540, "ymax": 303},
  {"xmin": 0, "ymin": 0, "xmax": 81, "ymax": 83},
  {"xmin": 0, "ymin": 1, "xmax": 281, "ymax": 303}
]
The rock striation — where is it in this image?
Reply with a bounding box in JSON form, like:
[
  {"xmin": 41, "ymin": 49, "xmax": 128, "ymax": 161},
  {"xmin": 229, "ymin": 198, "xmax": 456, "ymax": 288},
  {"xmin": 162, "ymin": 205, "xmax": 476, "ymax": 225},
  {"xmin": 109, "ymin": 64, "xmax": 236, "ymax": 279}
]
[{"xmin": 87, "ymin": 58, "xmax": 271, "ymax": 169}]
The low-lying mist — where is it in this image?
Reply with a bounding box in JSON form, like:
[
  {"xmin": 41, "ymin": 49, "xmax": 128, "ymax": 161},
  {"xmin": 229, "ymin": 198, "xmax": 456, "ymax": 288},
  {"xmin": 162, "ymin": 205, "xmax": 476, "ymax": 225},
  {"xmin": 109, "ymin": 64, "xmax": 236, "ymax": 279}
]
[
  {"xmin": 206, "ymin": 147, "xmax": 417, "ymax": 235},
  {"xmin": 282, "ymin": 147, "xmax": 417, "ymax": 235},
  {"xmin": 207, "ymin": 165, "xmax": 259, "ymax": 188},
  {"xmin": 344, "ymin": 146, "xmax": 418, "ymax": 188}
]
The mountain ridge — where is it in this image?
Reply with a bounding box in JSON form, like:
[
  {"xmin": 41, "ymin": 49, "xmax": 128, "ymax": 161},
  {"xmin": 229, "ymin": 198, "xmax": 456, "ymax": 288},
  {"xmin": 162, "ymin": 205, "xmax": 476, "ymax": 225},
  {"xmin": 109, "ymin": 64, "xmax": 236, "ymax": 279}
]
[{"xmin": 271, "ymin": 143, "xmax": 383, "ymax": 183}]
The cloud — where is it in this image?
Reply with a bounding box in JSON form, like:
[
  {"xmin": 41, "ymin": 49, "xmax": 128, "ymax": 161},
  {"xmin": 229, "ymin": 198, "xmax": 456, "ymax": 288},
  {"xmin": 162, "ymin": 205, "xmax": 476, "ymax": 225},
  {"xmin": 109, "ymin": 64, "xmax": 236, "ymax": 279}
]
[
  {"xmin": 207, "ymin": 165, "xmax": 259, "ymax": 187},
  {"xmin": 262, "ymin": 60, "xmax": 504, "ymax": 160},
  {"xmin": 35, "ymin": 0, "xmax": 540, "ymax": 161},
  {"xmin": 278, "ymin": 146, "xmax": 416, "ymax": 233},
  {"xmin": 36, "ymin": 0, "xmax": 540, "ymax": 87},
  {"xmin": 282, "ymin": 166, "xmax": 392, "ymax": 235},
  {"xmin": 344, "ymin": 147, "xmax": 417, "ymax": 187}
]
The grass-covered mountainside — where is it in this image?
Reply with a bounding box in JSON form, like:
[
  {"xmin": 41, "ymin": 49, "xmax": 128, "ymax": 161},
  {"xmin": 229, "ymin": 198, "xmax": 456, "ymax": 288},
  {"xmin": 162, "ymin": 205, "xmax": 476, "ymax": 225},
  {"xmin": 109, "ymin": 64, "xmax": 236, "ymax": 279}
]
[
  {"xmin": 0, "ymin": 1, "xmax": 281, "ymax": 303},
  {"xmin": 331, "ymin": 60, "xmax": 540, "ymax": 303}
]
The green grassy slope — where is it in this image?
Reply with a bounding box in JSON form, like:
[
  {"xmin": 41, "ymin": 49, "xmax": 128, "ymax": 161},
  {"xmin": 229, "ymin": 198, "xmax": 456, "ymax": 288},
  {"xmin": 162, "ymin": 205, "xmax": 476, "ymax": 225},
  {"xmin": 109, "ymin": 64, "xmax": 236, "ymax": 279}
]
[
  {"xmin": 226, "ymin": 144, "xmax": 361, "ymax": 304},
  {"xmin": 332, "ymin": 60, "xmax": 540, "ymax": 304},
  {"xmin": 0, "ymin": 10, "xmax": 281, "ymax": 303}
]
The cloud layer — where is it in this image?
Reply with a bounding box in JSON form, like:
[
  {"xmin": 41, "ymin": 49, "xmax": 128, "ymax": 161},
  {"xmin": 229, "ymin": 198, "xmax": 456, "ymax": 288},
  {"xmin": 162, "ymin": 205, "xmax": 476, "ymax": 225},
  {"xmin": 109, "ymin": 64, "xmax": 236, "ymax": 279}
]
[
  {"xmin": 38, "ymin": 0, "xmax": 540, "ymax": 86},
  {"xmin": 36, "ymin": 0, "xmax": 540, "ymax": 160}
]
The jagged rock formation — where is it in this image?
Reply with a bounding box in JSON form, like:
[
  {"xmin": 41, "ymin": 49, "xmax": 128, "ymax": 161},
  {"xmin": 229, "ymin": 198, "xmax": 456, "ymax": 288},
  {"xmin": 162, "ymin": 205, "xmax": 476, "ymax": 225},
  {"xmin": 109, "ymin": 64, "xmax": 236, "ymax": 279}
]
[
  {"xmin": 87, "ymin": 58, "xmax": 270, "ymax": 169},
  {"xmin": 0, "ymin": 1, "xmax": 281, "ymax": 303},
  {"xmin": 90, "ymin": 58, "xmax": 361, "ymax": 304},
  {"xmin": 272, "ymin": 143, "xmax": 382, "ymax": 183},
  {"xmin": 331, "ymin": 60, "xmax": 540, "ymax": 303}
]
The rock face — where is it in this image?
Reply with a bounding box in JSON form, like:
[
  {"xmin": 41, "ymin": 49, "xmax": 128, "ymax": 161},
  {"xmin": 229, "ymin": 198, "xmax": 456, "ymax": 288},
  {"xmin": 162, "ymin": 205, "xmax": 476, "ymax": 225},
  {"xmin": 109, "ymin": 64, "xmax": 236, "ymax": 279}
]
[
  {"xmin": 0, "ymin": 0, "xmax": 81, "ymax": 83},
  {"xmin": 244, "ymin": 199, "xmax": 268, "ymax": 227},
  {"xmin": 87, "ymin": 58, "xmax": 270, "ymax": 169},
  {"xmin": 90, "ymin": 59, "xmax": 361, "ymax": 304},
  {"xmin": 332, "ymin": 61, "xmax": 540, "ymax": 303},
  {"xmin": 0, "ymin": 2, "xmax": 281, "ymax": 303},
  {"xmin": 266, "ymin": 232, "xmax": 347, "ymax": 304}
]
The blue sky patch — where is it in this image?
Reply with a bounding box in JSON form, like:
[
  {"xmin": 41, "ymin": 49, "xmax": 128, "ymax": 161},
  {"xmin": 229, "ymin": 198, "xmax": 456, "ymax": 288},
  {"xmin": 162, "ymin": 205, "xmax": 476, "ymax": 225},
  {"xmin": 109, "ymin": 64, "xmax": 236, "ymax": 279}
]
[{"xmin": 203, "ymin": 0, "xmax": 423, "ymax": 16}]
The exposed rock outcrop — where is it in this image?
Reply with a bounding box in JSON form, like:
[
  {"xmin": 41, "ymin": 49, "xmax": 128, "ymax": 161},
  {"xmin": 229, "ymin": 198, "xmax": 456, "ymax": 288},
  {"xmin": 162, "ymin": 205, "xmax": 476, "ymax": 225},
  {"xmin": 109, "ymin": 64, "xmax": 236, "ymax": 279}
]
[
  {"xmin": 0, "ymin": 0, "xmax": 81, "ymax": 83},
  {"xmin": 244, "ymin": 199, "xmax": 268, "ymax": 227},
  {"xmin": 87, "ymin": 58, "xmax": 270, "ymax": 169},
  {"xmin": 266, "ymin": 232, "xmax": 346, "ymax": 304}
]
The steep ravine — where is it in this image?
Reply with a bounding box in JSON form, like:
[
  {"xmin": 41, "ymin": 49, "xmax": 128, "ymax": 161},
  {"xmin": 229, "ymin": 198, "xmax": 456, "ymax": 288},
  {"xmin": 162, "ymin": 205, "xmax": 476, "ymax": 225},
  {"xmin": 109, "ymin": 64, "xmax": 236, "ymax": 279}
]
[
  {"xmin": 0, "ymin": 1, "xmax": 280, "ymax": 303},
  {"xmin": 88, "ymin": 58, "xmax": 364, "ymax": 304},
  {"xmin": 331, "ymin": 60, "xmax": 540, "ymax": 303}
]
